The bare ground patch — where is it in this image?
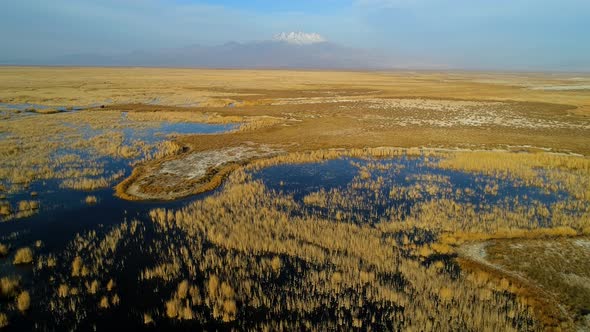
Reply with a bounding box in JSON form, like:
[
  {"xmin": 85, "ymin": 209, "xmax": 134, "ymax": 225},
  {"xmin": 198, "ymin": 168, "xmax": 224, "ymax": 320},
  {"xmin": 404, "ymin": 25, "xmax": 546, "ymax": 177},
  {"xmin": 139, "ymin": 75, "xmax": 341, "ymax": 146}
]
[{"xmin": 116, "ymin": 144, "xmax": 283, "ymax": 200}]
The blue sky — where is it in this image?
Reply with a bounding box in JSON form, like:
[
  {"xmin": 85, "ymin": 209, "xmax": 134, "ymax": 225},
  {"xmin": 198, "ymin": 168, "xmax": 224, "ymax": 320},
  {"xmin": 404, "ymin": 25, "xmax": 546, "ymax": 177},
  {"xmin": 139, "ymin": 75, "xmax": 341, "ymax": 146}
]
[{"xmin": 1, "ymin": 0, "xmax": 589, "ymax": 71}]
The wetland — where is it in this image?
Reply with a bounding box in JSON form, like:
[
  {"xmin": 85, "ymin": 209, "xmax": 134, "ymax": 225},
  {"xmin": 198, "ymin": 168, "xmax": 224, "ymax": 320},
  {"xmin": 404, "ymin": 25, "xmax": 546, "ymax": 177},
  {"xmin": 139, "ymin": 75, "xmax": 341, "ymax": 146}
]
[{"xmin": 1, "ymin": 67, "xmax": 590, "ymax": 331}]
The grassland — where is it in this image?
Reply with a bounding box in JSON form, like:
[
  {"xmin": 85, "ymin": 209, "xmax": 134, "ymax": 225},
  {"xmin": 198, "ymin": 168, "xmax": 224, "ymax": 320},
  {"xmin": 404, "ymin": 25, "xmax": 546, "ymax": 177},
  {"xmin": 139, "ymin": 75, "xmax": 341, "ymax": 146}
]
[{"xmin": 1, "ymin": 67, "xmax": 590, "ymax": 330}]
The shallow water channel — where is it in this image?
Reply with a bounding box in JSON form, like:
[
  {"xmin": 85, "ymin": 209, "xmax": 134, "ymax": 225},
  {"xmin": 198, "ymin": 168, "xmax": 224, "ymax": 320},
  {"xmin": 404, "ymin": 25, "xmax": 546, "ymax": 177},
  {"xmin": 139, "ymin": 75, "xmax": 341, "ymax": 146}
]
[
  {"xmin": 1, "ymin": 116, "xmax": 234, "ymax": 237},
  {"xmin": 253, "ymin": 156, "xmax": 570, "ymax": 224}
]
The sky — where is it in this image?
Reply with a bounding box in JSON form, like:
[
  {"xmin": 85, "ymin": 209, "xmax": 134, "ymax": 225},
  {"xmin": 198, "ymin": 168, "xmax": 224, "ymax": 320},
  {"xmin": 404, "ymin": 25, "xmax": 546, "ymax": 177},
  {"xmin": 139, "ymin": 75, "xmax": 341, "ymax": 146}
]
[{"xmin": 1, "ymin": 0, "xmax": 589, "ymax": 71}]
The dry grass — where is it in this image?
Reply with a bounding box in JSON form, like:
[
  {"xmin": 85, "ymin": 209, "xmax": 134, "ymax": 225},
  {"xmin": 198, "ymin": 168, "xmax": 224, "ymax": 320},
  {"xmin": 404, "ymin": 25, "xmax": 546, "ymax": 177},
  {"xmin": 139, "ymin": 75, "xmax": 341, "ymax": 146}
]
[
  {"xmin": 1, "ymin": 200, "xmax": 40, "ymax": 221},
  {"xmin": 99, "ymin": 296, "xmax": 109, "ymax": 309},
  {"xmin": 60, "ymin": 170, "xmax": 125, "ymax": 191},
  {"xmin": 84, "ymin": 196, "xmax": 98, "ymax": 205},
  {"xmin": 13, "ymin": 247, "xmax": 33, "ymax": 265},
  {"xmin": 36, "ymin": 254, "xmax": 57, "ymax": 269},
  {"xmin": 35, "ymin": 164, "xmax": 568, "ymax": 329},
  {"xmin": 1, "ymin": 67, "xmax": 588, "ymax": 114},
  {"xmin": 43, "ymin": 221, "xmax": 140, "ymax": 323},
  {"xmin": 0, "ymin": 202, "xmax": 10, "ymax": 216},
  {"xmin": 0, "ymin": 277, "xmax": 20, "ymax": 298},
  {"xmin": 71, "ymin": 256, "xmax": 89, "ymax": 277},
  {"xmin": 30, "ymin": 108, "xmax": 61, "ymax": 115},
  {"xmin": 143, "ymin": 313, "xmax": 154, "ymax": 325},
  {"xmin": 438, "ymin": 151, "xmax": 590, "ymax": 201},
  {"xmin": 18, "ymin": 200, "xmax": 39, "ymax": 212},
  {"xmin": 17, "ymin": 291, "xmax": 30, "ymax": 312},
  {"xmin": 0, "ymin": 313, "xmax": 7, "ymax": 328}
]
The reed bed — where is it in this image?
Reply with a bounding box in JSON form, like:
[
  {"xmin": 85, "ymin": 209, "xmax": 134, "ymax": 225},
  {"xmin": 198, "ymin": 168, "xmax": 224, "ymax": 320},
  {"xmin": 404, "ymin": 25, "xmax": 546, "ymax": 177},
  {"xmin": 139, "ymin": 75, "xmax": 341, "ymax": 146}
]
[{"xmin": 0, "ymin": 107, "xmax": 243, "ymax": 220}]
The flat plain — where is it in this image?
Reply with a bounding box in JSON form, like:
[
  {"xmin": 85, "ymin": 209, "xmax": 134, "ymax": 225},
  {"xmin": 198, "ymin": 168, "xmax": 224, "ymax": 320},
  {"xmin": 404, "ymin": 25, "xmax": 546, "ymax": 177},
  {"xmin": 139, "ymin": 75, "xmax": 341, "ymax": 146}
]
[{"xmin": 1, "ymin": 67, "xmax": 590, "ymax": 331}]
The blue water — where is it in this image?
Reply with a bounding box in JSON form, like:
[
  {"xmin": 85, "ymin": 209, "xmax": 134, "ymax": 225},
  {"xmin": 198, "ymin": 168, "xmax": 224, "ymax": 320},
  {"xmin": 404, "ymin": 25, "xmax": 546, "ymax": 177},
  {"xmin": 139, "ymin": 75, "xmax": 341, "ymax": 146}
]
[
  {"xmin": 0, "ymin": 112, "xmax": 239, "ymax": 330},
  {"xmin": 0, "ymin": 118, "xmax": 235, "ymax": 235},
  {"xmin": 0, "ymin": 150, "xmax": 583, "ymax": 330},
  {"xmin": 252, "ymin": 156, "xmax": 572, "ymax": 225},
  {"xmin": 125, "ymin": 122, "xmax": 236, "ymax": 144}
]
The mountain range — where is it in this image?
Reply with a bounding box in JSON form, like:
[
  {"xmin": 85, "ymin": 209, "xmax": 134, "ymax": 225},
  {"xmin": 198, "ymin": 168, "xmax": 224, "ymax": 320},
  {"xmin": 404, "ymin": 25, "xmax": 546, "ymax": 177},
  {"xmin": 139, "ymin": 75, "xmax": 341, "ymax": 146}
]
[{"xmin": 2, "ymin": 33, "xmax": 398, "ymax": 69}]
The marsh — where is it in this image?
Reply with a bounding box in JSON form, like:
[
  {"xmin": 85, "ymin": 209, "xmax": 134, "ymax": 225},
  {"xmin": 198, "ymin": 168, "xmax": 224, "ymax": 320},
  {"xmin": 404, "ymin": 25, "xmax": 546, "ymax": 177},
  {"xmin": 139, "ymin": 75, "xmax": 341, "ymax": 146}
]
[{"xmin": 0, "ymin": 68, "xmax": 589, "ymax": 331}]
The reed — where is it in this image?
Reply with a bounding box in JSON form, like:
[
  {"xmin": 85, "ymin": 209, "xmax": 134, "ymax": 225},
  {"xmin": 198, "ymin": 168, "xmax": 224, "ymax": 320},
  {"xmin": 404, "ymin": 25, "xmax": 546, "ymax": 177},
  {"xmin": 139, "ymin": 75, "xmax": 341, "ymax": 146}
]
[
  {"xmin": 13, "ymin": 247, "xmax": 33, "ymax": 265},
  {"xmin": 0, "ymin": 313, "xmax": 7, "ymax": 328},
  {"xmin": 84, "ymin": 196, "xmax": 98, "ymax": 205},
  {"xmin": 0, "ymin": 277, "xmax": 20, "ymax": 298},
  {"xmin": 17, "ymin": 291, "xmax": 30, "ymax": 312}
]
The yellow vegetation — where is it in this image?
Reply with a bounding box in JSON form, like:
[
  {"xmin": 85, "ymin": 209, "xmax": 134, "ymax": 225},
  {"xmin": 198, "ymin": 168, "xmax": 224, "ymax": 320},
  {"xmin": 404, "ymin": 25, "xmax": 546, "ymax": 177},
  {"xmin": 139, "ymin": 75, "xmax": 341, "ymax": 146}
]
[
  {"xmin": 143, "ymin": 313, "xmax": 154, "ymax": 325},
  {"xmin": 61, "ymin": 172, "xmax": 124, "ymax": 191},
  {"xmin": 0, "ymin": 277, "xmax": 20, "ymax": 298},
  {"xmin": 86, "ymin": 280, "xmax": 99, "ymax": 294},
  {"xmin": 58, "ymin": 284, "xmax": 69, "ymax": 298},
  {"xmin": 17, "ymin": 291, "xmax": 30, "ymax": 312},
  {"xmin": 143, "ymin": 168, "xmax": 556, "ymax": 330},
  {"xmin": 439, "ymin": 151, "xmax": 590, "ymax": 201},
  {"xmin": 0, "ymin": 313, "xmax": 7, "ymax": 328},
  {"xmin": 165, "ymin": 280, "xmax": 200, "ymax": 320},
  {"xmin": 13, "ymin": 247, "xmax": 33, "ymax": 265},
  {"xmin": 106, "ymin": 279, "xmax": 115, "ymax": 292},
  {"xmin": 85, "ymin": 195, "xmax": 98, "ymax": 205},
  {"xmin": 99, "ymin": 296, "xmax": 109, "ymax": 309},
  {"xmin": 71, "ymin": 256, "xmax": 89, "ymax": 277}
]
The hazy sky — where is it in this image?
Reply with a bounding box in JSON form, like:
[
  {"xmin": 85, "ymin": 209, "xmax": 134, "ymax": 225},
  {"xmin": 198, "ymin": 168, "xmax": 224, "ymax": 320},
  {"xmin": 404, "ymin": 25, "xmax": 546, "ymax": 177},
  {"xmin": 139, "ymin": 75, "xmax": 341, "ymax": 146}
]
[{"xmin": 1, "ymin": 0, "xmax": 589, "ymax": 71}]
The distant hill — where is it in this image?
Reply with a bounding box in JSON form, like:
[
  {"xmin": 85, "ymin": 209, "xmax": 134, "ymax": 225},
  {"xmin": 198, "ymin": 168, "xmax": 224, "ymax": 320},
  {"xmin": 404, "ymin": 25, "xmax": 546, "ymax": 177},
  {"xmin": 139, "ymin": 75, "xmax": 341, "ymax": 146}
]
[{"xmin": 2, "ymin": 33, "xmax": 397, "ymax": 70}]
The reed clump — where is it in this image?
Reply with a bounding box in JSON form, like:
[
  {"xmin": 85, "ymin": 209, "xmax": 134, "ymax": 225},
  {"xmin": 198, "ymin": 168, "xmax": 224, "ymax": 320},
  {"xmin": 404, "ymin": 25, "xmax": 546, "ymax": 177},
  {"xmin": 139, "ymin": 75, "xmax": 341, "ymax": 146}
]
[
  {"xmin": 61, "ymin": 171, "xmax": 124, "ymax": 191},
  {"xmin": 0, "ymin": 277, "xmax": 20, "ymax": 298},
  {"xmin": 0, "ymin": 313, "xmax": 7, "ymax": 328},
  {"xmin": 0, "ymin": 202, "xmax": 10, "ymax": 216},
  {"xmin": 84, "ymin": 196, "xmax": 98, "ymax": 205},
  {"xmin": 18, "ymin": 200, "xmax": 39, "ymax": 212},
  {"xmin": 438, "ymin": 151, "xmax": 590, "ymax": 201},
  {"xmin": 17, "ymin": 291, "xmax": 30, "ymax": 312},
  {"xmin": 13, "ymin": 247, "xmax": 33, "ymax": 265}
]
